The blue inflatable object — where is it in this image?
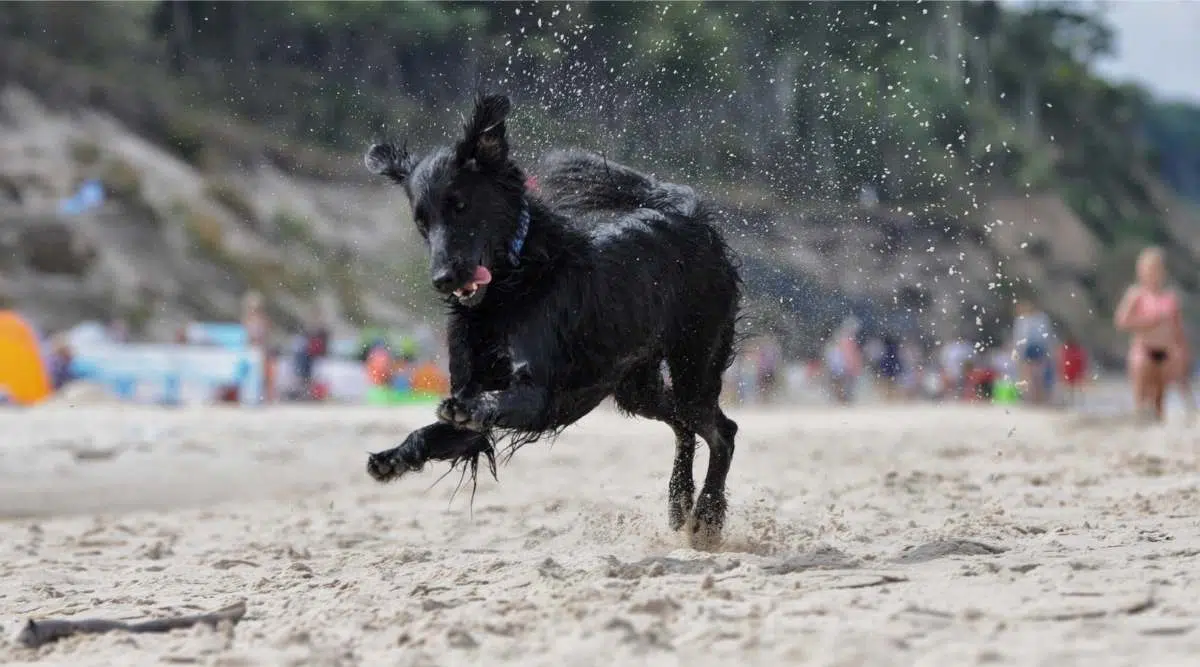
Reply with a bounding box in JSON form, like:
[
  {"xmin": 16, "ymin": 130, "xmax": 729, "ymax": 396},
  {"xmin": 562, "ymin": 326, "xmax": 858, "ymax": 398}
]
[
  {"xmin": 59, "ymin": 180, "xmax": 106, "ymax": 216},
  {"xmin": 113, "ymin": 376, "xmax": 137, "ymax": 400},
  {"xmin": 390, "ymin": 373, "xmax": 412, "ymax": 392},
  {"xmin": 187, "ymin": 322, "xmax": 249, "ymax": 349},
  {"xmin": 163, "ymin": 372, "xmax": 182, "ymax": 406}
]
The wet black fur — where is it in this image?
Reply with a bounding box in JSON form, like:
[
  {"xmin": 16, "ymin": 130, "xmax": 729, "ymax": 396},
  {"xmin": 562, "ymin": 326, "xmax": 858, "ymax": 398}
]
[{"xmin": 364, "ymin": 94, "xmax": 742, "ymax": 546}]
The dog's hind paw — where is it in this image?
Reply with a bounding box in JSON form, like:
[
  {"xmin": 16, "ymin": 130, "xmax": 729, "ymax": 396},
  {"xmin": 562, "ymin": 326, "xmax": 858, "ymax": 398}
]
[
  {"xmin": 667, "ymin": 492, "xmax": 695, "ymax": 533},
  {"xmin": 688, "ymin": 491, "xmax": 727, "ymax": 552},
  {"xmin": 688, "ymin": 518, "xmax": 724, "ymax": 552}
]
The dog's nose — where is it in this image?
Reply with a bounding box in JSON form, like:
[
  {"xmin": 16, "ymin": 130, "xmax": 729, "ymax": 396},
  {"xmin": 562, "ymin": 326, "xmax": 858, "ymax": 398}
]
[{"xmin": 431, "ymin": 269, "xmax": 457, "ymax": 294}]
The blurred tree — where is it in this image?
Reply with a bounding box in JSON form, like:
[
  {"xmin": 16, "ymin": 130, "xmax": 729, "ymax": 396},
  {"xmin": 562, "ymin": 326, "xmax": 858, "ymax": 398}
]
[{"xmin": 0, "ymin": 0, "xmax": 1196, "ymax": 260}]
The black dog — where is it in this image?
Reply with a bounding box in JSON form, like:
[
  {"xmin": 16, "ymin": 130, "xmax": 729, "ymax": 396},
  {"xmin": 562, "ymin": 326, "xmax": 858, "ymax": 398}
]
[{"xmin": 363, "ymin": 94, "xmax": 742, "ymax": 548}]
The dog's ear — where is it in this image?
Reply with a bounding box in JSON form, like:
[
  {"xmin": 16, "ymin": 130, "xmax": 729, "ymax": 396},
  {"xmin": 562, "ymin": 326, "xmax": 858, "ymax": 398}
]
[
  {"xmin": 456, "ymin": 94, "xmax": 511, "ymax": 169},
  {"xmin": 364, "ymin": 142, "xmax": 416, "ymax": 185}
]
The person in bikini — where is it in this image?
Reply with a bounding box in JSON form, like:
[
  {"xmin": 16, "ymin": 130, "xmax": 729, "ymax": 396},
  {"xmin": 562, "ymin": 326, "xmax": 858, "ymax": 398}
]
[{"xmin": 1114, "ymin": 247, "xmax": 1189, "ymax": 422}]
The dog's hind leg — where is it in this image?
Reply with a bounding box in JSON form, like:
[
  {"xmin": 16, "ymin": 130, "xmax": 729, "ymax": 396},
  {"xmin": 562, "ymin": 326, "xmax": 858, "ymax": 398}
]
[
  {"xmin": 690, "ymin": 409, "xmax": 737, "ymax": 550},
  {"xmin": 614, "ymin": 361, "xmax": 696, "ymax": 532},
  {"xmin": 669, "ymin": 319, "xmax": 739, "ymax": 551}
]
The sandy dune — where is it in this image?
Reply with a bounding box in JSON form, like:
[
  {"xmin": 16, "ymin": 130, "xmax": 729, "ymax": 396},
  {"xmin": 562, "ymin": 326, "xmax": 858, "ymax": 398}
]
[{"xmin": 2, "ymin": 403, "xmax": 1199, "ymax": 666}]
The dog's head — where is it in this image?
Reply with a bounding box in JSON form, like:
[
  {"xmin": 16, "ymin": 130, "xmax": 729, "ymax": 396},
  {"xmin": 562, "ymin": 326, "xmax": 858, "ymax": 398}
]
[{"xmin": 365, "ymin": 94, "xmax": 528, "ymax": 307}]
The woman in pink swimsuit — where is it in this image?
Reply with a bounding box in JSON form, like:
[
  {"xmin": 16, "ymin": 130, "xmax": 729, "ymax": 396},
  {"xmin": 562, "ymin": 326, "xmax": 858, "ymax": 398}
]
[{"xmin": 1114, "ymin": 247, "xmax": 1188, "ymax": 422}]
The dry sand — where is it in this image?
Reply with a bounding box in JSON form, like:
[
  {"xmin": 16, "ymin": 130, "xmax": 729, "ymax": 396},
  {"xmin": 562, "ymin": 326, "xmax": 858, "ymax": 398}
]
[{"xmin": 2, "ymin": 402, "xmax": 1199, "ymax": 666}]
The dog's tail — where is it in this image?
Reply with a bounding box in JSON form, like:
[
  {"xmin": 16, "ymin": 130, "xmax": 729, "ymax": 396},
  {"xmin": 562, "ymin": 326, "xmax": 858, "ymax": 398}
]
[{"xmin": 534, "ymin": 149, "xmax": 699, "ymax": 219}]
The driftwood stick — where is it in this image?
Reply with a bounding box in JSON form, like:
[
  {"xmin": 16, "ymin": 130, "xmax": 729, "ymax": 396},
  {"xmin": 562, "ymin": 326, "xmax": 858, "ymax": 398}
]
[
  {"xmin": 1027, "ymin": 594, "xmax": 1155, "ymax": 622},
  {"xmin": 16, "ymin": 601, "xmax": 247, "ymax": 649}
]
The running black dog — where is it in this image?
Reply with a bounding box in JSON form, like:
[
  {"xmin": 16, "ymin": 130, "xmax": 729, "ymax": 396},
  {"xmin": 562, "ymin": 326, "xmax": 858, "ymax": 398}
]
[{"xmin": 363, "ymin": 94, "xmax": 742, "ymax": 548}]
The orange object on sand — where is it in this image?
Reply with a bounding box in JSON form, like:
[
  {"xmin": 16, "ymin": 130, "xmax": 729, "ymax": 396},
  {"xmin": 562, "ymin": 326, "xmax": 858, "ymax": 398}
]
[
  {"xmin": 411, "ymin": 362, "xmax": 450, "ymax": 395},
  {"xmin": 0, "ymin": 311, "xmax": 52, "ymax": 405}
]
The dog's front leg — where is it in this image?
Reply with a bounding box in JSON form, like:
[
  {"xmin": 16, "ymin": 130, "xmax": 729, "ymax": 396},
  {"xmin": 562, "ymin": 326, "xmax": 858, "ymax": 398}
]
[
  {"xmin": 437, "ymin": 386, "xmax": 550, "ymax": 432},
  {"xmin": 367, "ymin": 422, "xmax": 494, "ymax": 482},
  {"xmin": 442, "ymin": 315, "xmax": 509, "ymax": 413}
]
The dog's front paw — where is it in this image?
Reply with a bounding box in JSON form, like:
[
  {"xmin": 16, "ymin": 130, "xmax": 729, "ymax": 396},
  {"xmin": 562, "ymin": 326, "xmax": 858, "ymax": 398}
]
[
  {"xmin": 367, "ymin": 446, "xmax": 424, "ymax": 482},
  {"xmin": 436, "ymin": 395, "xmax": 492, "ymax": 431},
  {"xmin": 437, "ymin": 397, "xmax": 475, "ymax": 428}
]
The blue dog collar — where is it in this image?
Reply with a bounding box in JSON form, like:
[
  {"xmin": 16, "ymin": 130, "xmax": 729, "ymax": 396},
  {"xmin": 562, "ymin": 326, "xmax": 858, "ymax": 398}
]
[{"xmin": 509, "ymin": 199, "xmax": 530, "ymax": 266}]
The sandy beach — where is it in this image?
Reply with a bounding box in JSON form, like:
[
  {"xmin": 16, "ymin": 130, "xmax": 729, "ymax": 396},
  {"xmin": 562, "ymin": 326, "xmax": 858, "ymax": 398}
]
[{"xmin": 2, "ymin": 402, "xmax": 1200, "ymax": 666}]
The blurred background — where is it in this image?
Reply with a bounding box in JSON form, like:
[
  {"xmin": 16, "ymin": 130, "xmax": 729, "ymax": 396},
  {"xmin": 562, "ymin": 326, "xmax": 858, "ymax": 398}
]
[{"xmin": 0, "ymin": 1, "xmax": 1198, "ymax": 411}]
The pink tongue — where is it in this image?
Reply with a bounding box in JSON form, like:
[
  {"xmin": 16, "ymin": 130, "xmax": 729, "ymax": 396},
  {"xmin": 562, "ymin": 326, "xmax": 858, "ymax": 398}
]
[{"xmin": 471, "ymin": 266, "xmax": 493, "ymax": 286}]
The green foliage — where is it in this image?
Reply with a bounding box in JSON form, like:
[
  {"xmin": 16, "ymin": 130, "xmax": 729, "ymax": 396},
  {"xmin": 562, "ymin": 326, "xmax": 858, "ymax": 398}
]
[
  {"xmin": 204, "ymin": 180, "xmax": 258, "ymax": 227},
  {"xmin": 1146, "ymin": 102, "xmax": 1200, "ymax": 202},
  {"xmin": 324, "ymin": 247, "xmax": 368, "ymax": 325},
  {"xmin": 5, "ymin": 0, "xmax": 1200, "ymax": 346},
  {"xmin": 161, "ymin": 114, "xmax": 209, "ymax": 167},
  {"xmin": 174, "ymin": 200, "xmax": 323, "ymax": 297},
  {"xmin": 68, "ymin": 139, "xmax": 102, "ymax": 167},
  {"xmin": 100, "ymin": 157, "xmax": 143, "ymax": 203},
  {"xmin": 271, "ymin": 210, "xmax": 315, "ymax": 247},
  {"xmin": 0, "ymin": 172, "xmax": 24, "ymax": 203},
  {"xmin": 179, "ymin": 206, "xmax": 228, "ymax": 260},
  {"xmin": 7, "ymin": 0, "xmax": 1193, "ymax": 216},
  {"xmin": 120, "ymin": 296, "xmax": 155, "ymax": 335}
]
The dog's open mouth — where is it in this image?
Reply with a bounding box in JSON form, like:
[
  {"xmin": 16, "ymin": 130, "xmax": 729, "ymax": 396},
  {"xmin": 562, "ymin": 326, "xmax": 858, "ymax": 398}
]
[{"xmin": 453, "ymin": 265, "xmax": 493, "ymax": 305}]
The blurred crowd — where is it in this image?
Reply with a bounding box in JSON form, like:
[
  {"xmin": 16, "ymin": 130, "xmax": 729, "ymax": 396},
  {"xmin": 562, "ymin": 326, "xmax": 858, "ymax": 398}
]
[
  {"xmin": 725, "ymin": 299, "xmax": 1095, "ymax": 409},
  {"xmin": 32, "ymin": 288, "xmax": 449, "ymax": 406},
  {"xmin": 26, "ymin": 244, "xmax": 1195, "ymax": 417}
]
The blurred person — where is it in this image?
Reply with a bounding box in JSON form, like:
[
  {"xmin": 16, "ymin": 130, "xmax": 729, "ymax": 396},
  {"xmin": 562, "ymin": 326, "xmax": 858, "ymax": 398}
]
[
  {"xmin": 242, "ymin": 291, "xmax": 270, "ymax": 347},
  {"xmin": 165, "ymin": 322, "xmax": 191, "ymax": 407},
  {"xmin": 1043, "ymin": 345, "xmax": 1058, "ymax": 403},
  {"xmin": 899, "ymin": 340, "xmax": 924, "ymax": 400},
  {"xmin": 1012, "ymin": 299, "xmax": 1055, "ymax": 405},
  {"xmin": 863, "ymin": 336, "xmax": 885, "ymax": 397},
  {"xmin": 294, "ymin": 305, "xmax": 330, "ymax": 401},
  {"xmin": 864, "ymin": 337, "xmax": 884, "ymax": 368},
  {"xmin": 961, "ymin": 358, "xmax": 997, "ymax": 403},
  {"xmin": 756, "ymin": 334, "xmax": 783, "ymax": 404},
  {"xmin": 48, "ymin": 334, "xmax": 77, "ymax": 391},
  {"xmin": 824, "ymin": 317, "xmax": 862, "ymax": 404},
  {"xmin": 241, "ymin": 290, "xmax": 275, "ymax": 403},
  {"xmin": 1057, "ymin": 335, "xmax": 1088, "ymax": 408},
  {"xmin": 366, "ymin": 344, "xmax": 394, "ymax": 387},
  {"xmin": 874, "ymin": 334, "xmax": 904, "ymax": 401},
  {"xmin": 1114, "ymin": 246, "xmax": 1188, "ymax": 423},
  {"xmin": 264, "ymin": 343, "xmax": 283, "ymax": 403},
  {"xmin": 939, "ymin": 338, "xmax": 975, "ymax": 402}
]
